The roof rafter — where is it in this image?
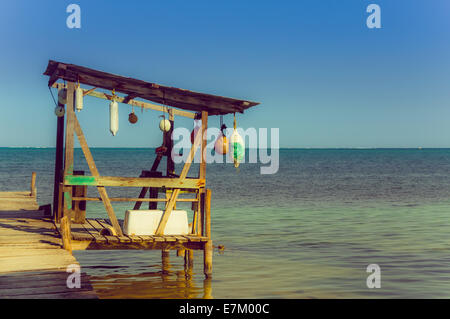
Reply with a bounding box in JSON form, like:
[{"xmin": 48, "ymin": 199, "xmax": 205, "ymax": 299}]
[{"xmin": 44, "ymin": 60, "xmax": 259, "ymax": 116}]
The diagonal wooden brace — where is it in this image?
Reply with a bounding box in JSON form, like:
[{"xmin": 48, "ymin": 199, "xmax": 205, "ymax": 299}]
[
  {"xmin": 155, "ymin": 120, "xmax": 205, "ymax": 235},
  {"xmin": 73, "ymin": 116, "xmax": 123, "ymax": 236}
]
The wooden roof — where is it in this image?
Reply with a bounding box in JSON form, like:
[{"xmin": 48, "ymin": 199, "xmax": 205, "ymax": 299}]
[{"xmin": 44, "ymin": 60, "xmax": 259, "ymax": 115}]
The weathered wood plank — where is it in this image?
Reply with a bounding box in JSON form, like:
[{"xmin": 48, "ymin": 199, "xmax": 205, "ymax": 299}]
[
  {"xmin": 0, "ymin": 191, "xmax": 32, "ymax": 198},
  {"xmin": 60, "ymin": 216, "xmax": 72, "ymax": 253},
  {"xmin": 64, "ymin": 175, "xmax": 205, "ymax": 189},
  {"xmin": 46, "ymin": 61, "xmax": 259, "ymax": 116}
]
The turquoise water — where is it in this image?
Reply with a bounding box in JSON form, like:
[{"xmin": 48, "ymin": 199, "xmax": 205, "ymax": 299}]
[{"xmin": 2, "ymin": 148, "xmax": 450, "ymax": 298}]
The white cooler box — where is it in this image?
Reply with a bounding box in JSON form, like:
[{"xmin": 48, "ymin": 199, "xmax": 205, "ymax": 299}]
[{"xmin": 123, "ymin": 210, "xmax": 189, "ymax": 236}]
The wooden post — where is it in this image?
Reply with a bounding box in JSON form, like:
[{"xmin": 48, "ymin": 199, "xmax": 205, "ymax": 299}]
[
  {"xmin": 197, "ymin": 111, "xmax": 208, "ymax": 237},
  {"xmin": 204, "ymin": 240, "xmax": 213, "ymax": 278},
  {"xmin": 165, "ymin": 109, "xmax": 175, "ymax": 176},
  {"xmin": 56, "ymin": 182, "xmax": 64, "ymax": 223},
  {"xmin": 199, "ymin": 111, "xmax": 208, "ymax": 180},
  {"xmin": 197, "ymin": 190, "xmax": 204, "ymax": 236},
  {"xmin": 30, "ymin": 172, "xmax": 36, "ymax": 197},
  {"xmin": 60, "ymin": 216, "xmax": 72, "ymax": 254},
  {"xmin": 133, "ymin": 155, "xmax": 163, "ymax": 210},
  {"xmin": 204, "ymin": 189, "xmax": 212, "ymax": 238},
  {"xmin": 53, "ymin": 98, "xmax": 65, "ymax": 219},
  {"xmin": 72, "ymin": 170, "xmax": 86, "ymax": 224},
  {"xmin": 177, "ymin": 249, "xmax": 185, "ymax": 258},
  {"xmin": 191, "ymin": 199, "xmax": 199, "ymax": 234},
  {"xmin": 185, "ymin": 249, "xmax": 194, "ymax": 269},
  {"xmin": 203, "ymin": 189, "xmax": 212, "ymax": 278},
  {"xmin": 62, "ymin": 82, "xmax": 76, "ymax": 219},
  {"xmin": 162, "ymin": 249, "xmax": 170, "ymax": 274}
]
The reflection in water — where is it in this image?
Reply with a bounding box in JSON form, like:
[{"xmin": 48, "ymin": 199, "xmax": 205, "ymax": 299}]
[{"xmin": 87, "ymin": 251, "xmax": 212, "ymax": 299}]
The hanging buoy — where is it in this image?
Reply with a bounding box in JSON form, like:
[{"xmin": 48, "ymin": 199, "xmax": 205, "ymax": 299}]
[
  {"xmin": 230, "ymin": 113, "xmax": 244, "ymax": 167},
  {"xmin": 229, "ymin": 130, "xmax": 244, "ymax": 167},
  {"xmin": 128, "ymin": 111, "xmax": 138, "ymax": 124},
  {"xmin": 57, "ymin": 89, "xmax": 67, "ymax": 105},
  {"xmin": 54, "ymin": 106, "xmax": 65, "ymax": 117},
  {"xmin": 159, "ymin": 118, "xmax": 171, "ymax": 132},
  {"xmin": 215, "ymin": 134, "xmax": 229, "ymax": 154},
  {"xmin": 190, "ymin": 126, "xmax": 200, "ymax": 144},
  {"xmin": 75, "ymin": 86, "xmax": 83, "ymax": 112},
  {"xmin": 109, "ymin": 100, "xmax": 119, "ymax": 136}
]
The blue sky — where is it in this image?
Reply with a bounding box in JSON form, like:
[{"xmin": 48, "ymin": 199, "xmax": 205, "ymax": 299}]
[{"xmin": 0, "ymin": 0, "xmax": 449, "ymax": 148}]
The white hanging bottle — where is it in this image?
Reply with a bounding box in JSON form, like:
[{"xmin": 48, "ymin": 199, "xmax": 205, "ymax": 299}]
[
  {"xmin": 75, "ymin": 86, "xmax": 83, "ymax": 112},
  {"xmin": 109, "ymin": 99, "xmax": 119, "ymax": 136}
]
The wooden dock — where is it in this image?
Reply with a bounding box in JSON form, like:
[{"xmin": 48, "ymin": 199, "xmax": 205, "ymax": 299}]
[{"xmin": 0, "ymin": 174, "xmax": 97, "ymax": 299}]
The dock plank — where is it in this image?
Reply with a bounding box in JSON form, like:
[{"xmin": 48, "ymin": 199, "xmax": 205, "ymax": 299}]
[{"xmin": 0, "ymin": 190, "xmax": 98, "ymax": 299}]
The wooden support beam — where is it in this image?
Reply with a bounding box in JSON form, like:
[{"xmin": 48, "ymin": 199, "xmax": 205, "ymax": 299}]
[
  {"xmin": 53, "ymin": 83, "xmax": 196, "ymax": 119},
  {"xmin": 73, "ymin": 116, "xmax": 123, "ymax": 236},
  {"xmin": 149, "ymin": 188, "xmax": 158, "ymax": 209},
  {"xmin": 165, "ymin": 108, "xmax": 175, "ymax": 176},
  {"xmin": 64, "ymin": 175, "xmax": 205, "ymax": 189},
  {"xmin": 199, "ymin": 111, "xmax": 208, "ymax": 180},
  {"xmin": 185, "ymin": 249, "xmax": 194, "ymax": 269},
  {"xmin": 191, "ymin": 193, "xmax": 199, "ymax": 235},
  {"xmin": 197, "ymin": 190, "xmax": 204, "ymax": 236},
  {"xmin": 63, "ymin": 82, "xmax": 76, "ymax": 219},
  {"xmin": 204, "ymin": 189, "xmax": 212, "ymax": 238},
  {"xmin": 204, "ymin": 240, "xmax": 213, "ymax": 278},
  {"xmin": 60, "ymin": 216, "xmax": 72, "ymax": 254},
  {"xmin": 155, "ymin": 123, "xmax": 204, "ymax": 235},
  {"xmin": 72, "ymin": 171, "xmax": 87, "ymax": 224},
  {"xmin": 64, "ymin": 82, "xmax": 75, "ymax": 176},
  {"xmin": 71, "ymin": 197, "xmax": 197, "ymax": 202},
  {"xmin": 53, "ymin": 99, "xmax": 65, "ymax": 219},
  {"xmin": 133, "ymin": 155, "xmax": 163, "ymax": 210},
  {"xmin": 56, "ymin": 183, "xmax": 64, "ymax": 223}
]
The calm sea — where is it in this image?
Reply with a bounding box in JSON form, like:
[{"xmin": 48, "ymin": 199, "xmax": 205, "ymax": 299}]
[{"xmin": 1, "ymin": 148, "xmax": 450, "ymax": 298}]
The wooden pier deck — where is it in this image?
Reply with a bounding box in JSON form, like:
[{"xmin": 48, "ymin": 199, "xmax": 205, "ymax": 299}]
[
  {"xmin": 0, "ymin": 177, "xmax": 97, "ymax": 299},
  {"xmin": 61, "ymin": 217, "xmax": 210, "ymax": 251}
]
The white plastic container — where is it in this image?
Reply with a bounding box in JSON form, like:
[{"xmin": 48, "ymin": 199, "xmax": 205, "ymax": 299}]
[
  {"xmin": 75, "ymin": 87, "xmax": 83, "ymax": 112},
  {"xmin": 123, "ymin": 210, "xmax": 189, "ymax": 236},
  {"xmin": 109, "ymin": 100, "xmax": 119, "ymax": 136}
]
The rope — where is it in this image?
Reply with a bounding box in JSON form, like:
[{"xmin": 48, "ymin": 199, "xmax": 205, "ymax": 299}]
[{"xmin": 48, "ymin": 87, "xmax": 58, "ymax": 107}]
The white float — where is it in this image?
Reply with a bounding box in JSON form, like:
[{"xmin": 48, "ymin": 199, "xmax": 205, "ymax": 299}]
[
  {"xmin": 229, "ymin": 130, "xmax": 245, "ymax": 167},
  {"xmin": 75, "ymin": 86, "xmax": 83, "ymax": 112},
  {"xmin": 159, "ymin": 119, "xmax": 171, "ymax": 132},
  {"xmin": 58, "ymin": 89, "xmax": 67, "ymax": 105},
  {"xmin": 54, "ymin": 106, "xmax": 65, "ymax": 117},
  {"xmin": 109, "ymin": 100, "xmax": 119, "ymax": 136}
]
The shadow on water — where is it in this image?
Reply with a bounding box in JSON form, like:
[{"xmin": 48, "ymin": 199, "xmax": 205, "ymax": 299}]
[{"xmin": 85, "ymin": 253, "xmax": 213, "ymax": 299}]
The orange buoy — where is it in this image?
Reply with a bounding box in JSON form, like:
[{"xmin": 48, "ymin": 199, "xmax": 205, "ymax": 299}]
[
  {"xmin": 214, "ymin": 134, "xmax": 229, "ymax": 154},
  {"xmin": 128, "ymin": 112, "xmax": 138, "ymax": 124}
]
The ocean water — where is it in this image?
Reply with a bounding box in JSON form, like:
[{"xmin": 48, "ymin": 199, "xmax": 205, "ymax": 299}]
[{"xmin": 1, "ymin": 148, "xmax": 450, "ymax": 298}]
